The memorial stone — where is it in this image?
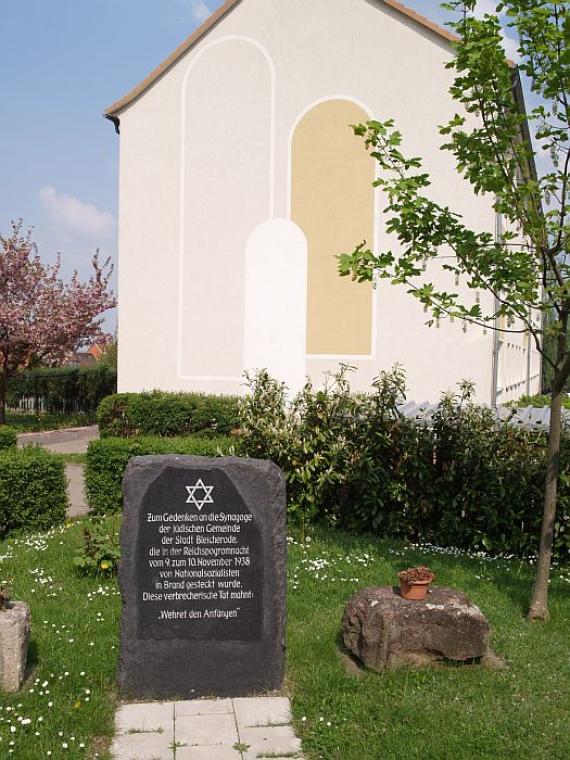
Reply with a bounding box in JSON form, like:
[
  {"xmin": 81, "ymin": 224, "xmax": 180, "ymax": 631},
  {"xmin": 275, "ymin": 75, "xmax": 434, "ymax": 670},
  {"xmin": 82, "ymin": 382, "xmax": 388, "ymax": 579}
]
[{"xmin": 118, "ymin": 455, "xmax": 286, "ymax": 699}]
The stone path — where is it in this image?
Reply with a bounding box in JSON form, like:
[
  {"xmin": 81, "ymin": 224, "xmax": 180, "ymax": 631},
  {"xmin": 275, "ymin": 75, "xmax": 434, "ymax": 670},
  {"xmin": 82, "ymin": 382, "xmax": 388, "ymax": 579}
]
[
  {"xmin": 17, "ymin": 426, "xmax": 98, "ymax": 518},
  {"xmin": 17, "ymin": 425, "xmax": 99, "ymax": 451},
  {"xmin": 65, "ymin": 463, "xmax": 89, "ymax": 517},
  {"xmin": 111, "ymin": 697, "xmax": 304, "ymax": 760}
]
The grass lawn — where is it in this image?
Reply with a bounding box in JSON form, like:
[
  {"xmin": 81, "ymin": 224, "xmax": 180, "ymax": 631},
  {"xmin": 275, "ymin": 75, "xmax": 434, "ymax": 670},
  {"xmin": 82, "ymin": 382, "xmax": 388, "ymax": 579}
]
[
  {"xmin": 287, "ymin": 530, "xmax": 570, "ymax": 760},
  {"xmin": 5, "ymin": 413, "xmax": 95, "ymax": 433},
  {"xmin": 0, "ymin": 520, "xmax": 120, "ymax": 759},
  {"xmin": 1, "ymin": 520, "xmax": 569, "ymax": 759}
]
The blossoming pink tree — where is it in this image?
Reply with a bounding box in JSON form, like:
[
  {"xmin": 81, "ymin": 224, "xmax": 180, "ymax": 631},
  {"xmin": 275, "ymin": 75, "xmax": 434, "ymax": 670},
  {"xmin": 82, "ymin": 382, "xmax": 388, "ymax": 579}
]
[{"xmin": 0, "ymin": 221, "xmax": 116, "ymax": 424}]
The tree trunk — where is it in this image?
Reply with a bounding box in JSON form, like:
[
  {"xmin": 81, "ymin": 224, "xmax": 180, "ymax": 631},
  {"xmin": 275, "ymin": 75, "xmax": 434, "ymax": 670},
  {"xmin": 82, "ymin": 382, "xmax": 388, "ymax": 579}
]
[
  {"xmin": 528, "ymin": 313, "xmax": 568, "ymax": 621},
  {"xmin": 0, "ymin": 370, "xmax": 6, "ymax": 426},
  {"xmin": 528, "ymin": 385, "xmax": 563, "ymax": 620}
]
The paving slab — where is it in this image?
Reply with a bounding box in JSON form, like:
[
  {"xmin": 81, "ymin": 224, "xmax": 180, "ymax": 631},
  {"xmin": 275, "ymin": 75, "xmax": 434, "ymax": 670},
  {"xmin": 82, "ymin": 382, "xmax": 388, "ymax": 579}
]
[
  {"xmin": 240, "ymin": 725, "xmax": 302, "ymax": 759},
  {"xmin": 175, "ymin": 748, "xmax": 243, "ymax": 760},
  {"xmin": 233, "ymin": 696, "xmax": 291, "ymax": 728},
  {"xmin": 110, "ymin": 732, "xmax": 174, "ymax": 760},
  {"xmin": 175, "ymin": 713, "xmax": 239, "ymax": 746},
  {"xmin": 111, "ymin": 697, "xmax": 303, "ymax": 760},
  {"xmin": 65, "ymin": 463, "xmax": 89, "ymax": 517},
  {"xmin": 115, "ymin": 702, "xmax": 175, "ymax": 734},
  {"xmin": 175, "ymin": 698, "xmax": 233, "ymax": 716}
]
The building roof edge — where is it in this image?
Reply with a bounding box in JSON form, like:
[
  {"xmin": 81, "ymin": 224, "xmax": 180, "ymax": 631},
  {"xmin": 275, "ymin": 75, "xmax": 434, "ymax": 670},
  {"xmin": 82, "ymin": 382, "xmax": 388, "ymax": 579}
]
[{"xmin": 103, "ymin": 0, "xmax": 460, "ymax": 122}]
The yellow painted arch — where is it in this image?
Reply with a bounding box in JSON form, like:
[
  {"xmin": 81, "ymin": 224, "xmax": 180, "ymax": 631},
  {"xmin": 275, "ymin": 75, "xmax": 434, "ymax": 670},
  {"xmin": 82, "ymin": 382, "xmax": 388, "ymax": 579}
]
[{"xmin": 291, "ymin": 99, "xmax": 375, "ymax": 355}]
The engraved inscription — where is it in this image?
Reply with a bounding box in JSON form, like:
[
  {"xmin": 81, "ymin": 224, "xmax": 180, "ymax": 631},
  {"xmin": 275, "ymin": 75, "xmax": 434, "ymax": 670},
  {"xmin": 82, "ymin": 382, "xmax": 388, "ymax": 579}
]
[{"xmin": 136, "ymin": 467, "xmax": 263, "ymax": 640}]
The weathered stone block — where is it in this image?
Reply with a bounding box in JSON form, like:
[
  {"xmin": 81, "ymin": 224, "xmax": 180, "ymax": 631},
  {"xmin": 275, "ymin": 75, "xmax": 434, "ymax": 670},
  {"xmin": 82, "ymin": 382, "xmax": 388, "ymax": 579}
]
[
  {"xmin": 0, "ymin": 602, "xmax": 30, "ymax": 692},
  {"xmin": 342, "ymin": 586, "xmax": 491, "ymax": 671}
]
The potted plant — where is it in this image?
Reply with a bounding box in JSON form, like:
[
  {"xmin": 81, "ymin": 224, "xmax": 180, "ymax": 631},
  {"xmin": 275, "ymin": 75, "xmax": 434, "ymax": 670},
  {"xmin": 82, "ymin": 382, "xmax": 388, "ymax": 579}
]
[{"xmin": 398, "ymin": 565, "xmax": 435, "ymax": 600}]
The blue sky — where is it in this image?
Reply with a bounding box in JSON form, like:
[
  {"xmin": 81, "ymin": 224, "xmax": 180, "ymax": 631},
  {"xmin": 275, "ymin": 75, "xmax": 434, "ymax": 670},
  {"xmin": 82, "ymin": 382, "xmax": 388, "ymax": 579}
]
[{"xmin": 0, "ymin": 0, "xmax": 524, "ymax": 332}]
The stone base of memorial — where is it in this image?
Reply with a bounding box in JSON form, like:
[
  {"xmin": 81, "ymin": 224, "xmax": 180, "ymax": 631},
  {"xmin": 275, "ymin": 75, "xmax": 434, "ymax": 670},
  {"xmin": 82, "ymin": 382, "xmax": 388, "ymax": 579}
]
[
  {"xmin": 0, "ymin": 601, "xmax": 30, "ymax": 693},
  {"xmin": 342, "ymin": 587, "xmax": 492, "ymax": 671},
  {"xmin": 119, "ymin": 456, "xmax": 286, "ymax": 700}
]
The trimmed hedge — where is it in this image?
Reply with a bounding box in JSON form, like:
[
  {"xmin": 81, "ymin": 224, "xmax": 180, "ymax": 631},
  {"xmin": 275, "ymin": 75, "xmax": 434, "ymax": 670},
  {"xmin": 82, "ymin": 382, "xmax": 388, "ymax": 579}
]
[
  {"xmin": 0, "ymin": 447, "xmax": 67, "ymax": 536},
  {"xmin": 516, "ymin": 393, "xmax": 570, "ymax": 410},
  {"xmin": 239, "ymin": 368, "xmax": 570, "ymax": 562},
  {"xmin": 97, "ymin": 391, "xmax": 240, "ymax": 438},
  {"xmin": 0, "ymin": 426, "xmax": 17, "ymax": 452},
  {"xmin": 7, "ymin": 366, "xmax": 117, "ymax": 416},
  {"xmin": 85, "ymin": 435, "xmax": 234, "ymax": 514}
]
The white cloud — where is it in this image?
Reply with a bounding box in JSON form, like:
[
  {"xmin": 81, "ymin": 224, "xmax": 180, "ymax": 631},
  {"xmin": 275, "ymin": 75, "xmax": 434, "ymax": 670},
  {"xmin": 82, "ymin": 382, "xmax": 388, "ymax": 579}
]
[
  {"xmin": 474, "ymin": 0, "xmax": 499, "ymax": 18},
  {"xmin": 500, "ymin": 30, "xmax": 521, "ymax": 62},
  {"xmin": 188, "ymin": 0, "xmax": 211, "ymax": 23},
  {"xmin": 39, "ymin": 186, "xmax": 115, "ymax": 240}
]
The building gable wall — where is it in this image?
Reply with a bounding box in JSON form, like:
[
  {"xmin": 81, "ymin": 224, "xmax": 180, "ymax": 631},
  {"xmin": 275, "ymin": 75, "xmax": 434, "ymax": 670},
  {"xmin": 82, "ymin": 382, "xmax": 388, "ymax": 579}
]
[{"xmin": 115, "ymin": 0, "xmax": 540, "ymax": 401}]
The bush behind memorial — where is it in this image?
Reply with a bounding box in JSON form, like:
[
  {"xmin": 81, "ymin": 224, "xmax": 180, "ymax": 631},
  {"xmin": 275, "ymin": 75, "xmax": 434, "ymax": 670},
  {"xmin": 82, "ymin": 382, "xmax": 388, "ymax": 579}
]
[{"xmin": 238, "ymin": 368, "xmax": 570, "ymax": 562}]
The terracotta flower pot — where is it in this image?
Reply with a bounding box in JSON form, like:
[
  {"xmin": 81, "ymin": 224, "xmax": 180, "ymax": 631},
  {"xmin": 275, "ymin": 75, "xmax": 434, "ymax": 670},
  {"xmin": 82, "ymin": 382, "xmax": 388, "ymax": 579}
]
[{"xmin": 399, "ymin": 580, "xmax": 431, "ymax": 600}]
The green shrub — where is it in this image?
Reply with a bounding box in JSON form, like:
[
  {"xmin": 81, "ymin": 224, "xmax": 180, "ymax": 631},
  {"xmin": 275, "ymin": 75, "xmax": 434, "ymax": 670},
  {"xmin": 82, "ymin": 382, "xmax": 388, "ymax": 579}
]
[
  {"xmin": 0, "ymin": 447, "xmax": 67, "ymax": 536},
  {"xmin": 238, "ymin": 368, "xmax": 570, "ymax": 561},
  {"xmin": 238, "ymin": 366, "xmax": 415, "ymax": 535},
  {"xmin": 96, "ymin": 391, "xmax": 240, "ymax": 438},
  {"xmin": 0, "ymin": 425, "xmax": 17, "ymax": 451},
  {"xmin": 85, "ymin": 435, "xmax": 234, "ymax": 514},
  {"xmin": 74, "ymin": 515, "xmax": 121, "ymax": 576},
  {"xmin": 516, "ymin": 393, "xmax": 570, "ymax": 410},
  {"xmin": 7, "ymin": 366, "xmax": 117, "ymax": 416}
]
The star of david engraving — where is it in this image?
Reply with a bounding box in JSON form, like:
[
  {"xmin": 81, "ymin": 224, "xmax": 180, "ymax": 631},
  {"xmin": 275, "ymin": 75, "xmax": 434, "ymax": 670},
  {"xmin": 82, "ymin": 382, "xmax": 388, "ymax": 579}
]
[{"xmin": 185, "ymin": 478, "xmax": 214, "ymax": 511}]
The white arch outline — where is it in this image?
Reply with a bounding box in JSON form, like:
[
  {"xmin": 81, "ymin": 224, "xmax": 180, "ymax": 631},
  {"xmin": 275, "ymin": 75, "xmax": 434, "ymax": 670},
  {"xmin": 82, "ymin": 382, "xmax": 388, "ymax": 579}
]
[
  {"xmin": 287, "ymin": 95, "xmax": 380, "ymax": 361},
  {"xmin": 177, "ymin": 35, "xmax": 277, "ymax": 381}
]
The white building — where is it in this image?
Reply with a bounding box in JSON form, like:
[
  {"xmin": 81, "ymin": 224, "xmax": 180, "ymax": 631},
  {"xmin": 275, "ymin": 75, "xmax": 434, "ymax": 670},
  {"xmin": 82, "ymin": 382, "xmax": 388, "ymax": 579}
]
[{"xmin": 105, "ymin": 0, "xmax": 541, "ymax": 403}]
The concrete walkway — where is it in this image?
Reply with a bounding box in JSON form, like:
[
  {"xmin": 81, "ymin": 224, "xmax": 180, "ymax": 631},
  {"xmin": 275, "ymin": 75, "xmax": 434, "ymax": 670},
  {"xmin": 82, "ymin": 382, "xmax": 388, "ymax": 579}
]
[
  {"xmin": 17, "ymin": 426, "xmax": 98, "ymax": 518},
  {"xmin": 17, "ymin": 425, "xmax": 99, "ymax": 451},
  {"xmin": 65, "ymin": 463, "xmax": 89, "ymax": 517},
  {"xmin": 111, "ymin": 697, "xmax": 303, "ymax": 760}
]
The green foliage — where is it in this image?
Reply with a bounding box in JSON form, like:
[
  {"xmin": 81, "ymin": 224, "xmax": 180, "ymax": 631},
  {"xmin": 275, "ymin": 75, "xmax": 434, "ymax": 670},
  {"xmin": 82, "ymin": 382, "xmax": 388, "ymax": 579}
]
[
  {"xmin": 73, "ymin": 515, "xmax": 121, "ymax": 576},
  {"xmin": 338, "ymin": 1, "xmax": 568, "ymax": 390},
  {"xmin": 338, "ymin": 1, "xmax": 569, "ymax": 614},
  {"xmin": 542, "ymin": 310, "xmax": 570, "ymax": 392},
  {"xmin": 5, "ymin": 411, "xmax": 93, "ymax": 433},
  {"xmin": 516, "ymin": 393, "xmax": 570, "ymax": 409},
  {"xmin": 85, "ymin": 435, "xmax": 233, "ymax": 514},
  {"xmin": 96, "ymin": 391, "xmax": 240, "ymax": 438},
  {"xmin": 7, "ymin": 366, "xmax": 117, "ymax": 417},
  {"xmin": 239, "ymin": 366, "xmax": 415, "ymax": 535},
  {"xmin": 97, "ymin": 338, "xmax": 117, "ymax": 371},
  {"xmin": 240, "ymin": 367, "xmax": 352, "ymax": 534},
  {"xmin": 239, "ymin": 369, "xmax": 570, "ymax": 561},
  {"xmin": 425, "ymin": 389, "xmax": 565, "ymax": 559},
  {"xmin": 0, "ymin": 425, "xmax": 17, "ymax": 451},
  {"xmin": 0, "ymin": 447, "xmax": 67, "ymax": 536}
]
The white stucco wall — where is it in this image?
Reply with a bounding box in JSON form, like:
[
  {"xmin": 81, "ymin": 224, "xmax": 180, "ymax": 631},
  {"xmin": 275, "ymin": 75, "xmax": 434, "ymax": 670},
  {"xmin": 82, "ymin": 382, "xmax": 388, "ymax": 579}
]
[
  {"xmin": 115, "ymin": 0, "xmax": 535, "ymax": 403},
  {"xmin": 244, "ymin": 218, "xmax": 308, "ymax": 394}
]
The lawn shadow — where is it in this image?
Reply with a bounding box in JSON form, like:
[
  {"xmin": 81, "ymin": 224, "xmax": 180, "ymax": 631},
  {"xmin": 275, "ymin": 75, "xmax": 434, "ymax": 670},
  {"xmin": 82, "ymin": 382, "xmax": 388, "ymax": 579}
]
[
  {"xmin": 486, "ymin": 567, "xmax": 545, "ymax": 617},
  {"xmin": 335, "ymin": 629, "xmax": 366, "ymax": 678},
  {"xmin": 21, "ymin": 639, "xmax": 39, "ymax": 686},
  {"xmin": 27, "ymin": 637, "xmax": 39, "ymax": 669}
]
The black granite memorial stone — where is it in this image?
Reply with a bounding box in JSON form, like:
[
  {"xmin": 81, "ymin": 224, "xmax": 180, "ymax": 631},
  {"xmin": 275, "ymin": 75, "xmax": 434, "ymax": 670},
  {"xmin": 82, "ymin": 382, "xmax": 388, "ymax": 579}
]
[{"xmin": 118, "ymin": 456, "xmax": 286, "ymax": 700}]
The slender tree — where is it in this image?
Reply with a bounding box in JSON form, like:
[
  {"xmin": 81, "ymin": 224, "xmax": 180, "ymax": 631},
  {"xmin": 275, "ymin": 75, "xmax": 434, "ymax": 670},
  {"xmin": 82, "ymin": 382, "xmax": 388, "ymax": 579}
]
[
  {"xmin": 0, "ymin": 222, "xmax": 116, "ymax": 423},
  {"xmin": 339, "ymin": 0, "xmax": 568, "ymax": 619},
  {"xmin": 97, "ymin": 334, "xmax": 118, "ymax": 371}
]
